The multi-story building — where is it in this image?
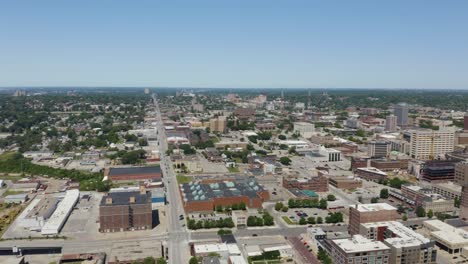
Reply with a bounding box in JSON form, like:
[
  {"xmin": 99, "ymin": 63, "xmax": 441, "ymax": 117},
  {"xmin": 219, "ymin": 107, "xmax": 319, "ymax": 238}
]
[
  {"xmin": 329, "ymin": 176, "xmax": 362, "ymax": 190},
  {"xmin": 351, "ymin": 157, "xmax": 368, "ymax": 171},
  {"xmin": 330, "ymin": 235, "xmax": 390, "ymax": 264},
  {"xmin": 394, "ymin": 103, "xmax": 409, "ymax": 127},
  {"xmin": 348, "ymin": 203, "xmax": 398, "ymax": 235},
  {"xmin": 421, "ymin": 161, "xmax": 456, "ymax": 182},
  {"xmin": 179, "ymin": 178, "xmax": 269, "ymax": 213},
  {"xmin": 370, "ymin": 159, "xmax": 409, "ymax": 171},
  {"xmin": 409, "ymin": 129, "xmax": 455, "ymax": 160},
  {"xmin": 293, "ymin": 122, "xmax": 315, "ymax": 138},
  {"xmin": 282, "ymin": 175, "xmax": 328, "ymax": 192},
  {"xmin": 359, "ymin": 221, "xmax": 437, "ymax": 264},
  {"xmin": 385, "ymin": 115, "xmax": 398, "ymax": 132},
  {"xmin": 99, "ymin": 187, "xmax": 153, "ymax": 232},
  {"xmin": 355, "ymin": 167, "xmax": 388, "ymax": 182},
  {"xmin": 368, "ymin": 141, "xmax": 391, "ymax": 158},
  {"xmin": 455, "ymin": 162, "xmax": 468, "ymax": 185},
  {"xmin": 431, "ymin": 182, "xmax": 461, "ymax": 200},
  {"xmin": 209, "ymin": 116, "xmax": 227, "ymax": 133},
  {"xmin": 424, "ymin": 220, "xmax": 468, "ymax": 256}
]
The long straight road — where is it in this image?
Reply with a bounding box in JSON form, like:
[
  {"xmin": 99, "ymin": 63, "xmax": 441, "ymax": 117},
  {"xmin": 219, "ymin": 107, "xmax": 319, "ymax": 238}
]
[{"xmin": 152, "ymin": 94, "xmax": 191, "ymax": 264}]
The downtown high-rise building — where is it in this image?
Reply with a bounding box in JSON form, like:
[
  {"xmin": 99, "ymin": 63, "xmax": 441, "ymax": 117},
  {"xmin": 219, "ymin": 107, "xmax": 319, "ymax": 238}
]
[
  {"xmin": 409, "ymin": 129, "xmax": 455, "ymax": 160},
  {"xmin": 385, "ymin": 114, "xmax": 397, "ymax": 132},
  {"xmin": 394, "ymin": 103, "xmax": 409, "ymax": 127}
]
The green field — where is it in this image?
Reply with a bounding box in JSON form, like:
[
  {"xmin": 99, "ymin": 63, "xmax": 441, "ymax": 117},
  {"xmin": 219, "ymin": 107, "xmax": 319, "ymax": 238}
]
[
  {"xmin": 176, "ymin": 175, "xmax": 192, "ymax": 184},
  {"xmin": 282, "ymin": 216, "xmax": 297, "ymax": 225}
]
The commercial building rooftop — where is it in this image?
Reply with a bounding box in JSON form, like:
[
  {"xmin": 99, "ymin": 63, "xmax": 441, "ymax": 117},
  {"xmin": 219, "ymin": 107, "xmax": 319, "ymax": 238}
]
[
  {"xmin": 101, "ymin": 191, "xmax": 151, "ymax": 206},
  {"xmin": 353, "ymin": 203, "xmax": 397, "ymax": 212},
  {"xmin": 180, "ymin": 178, "xmax": 265, "ymax": 202},
  {"xmin": 108, "ymin": 166, "xmax": 161, "ymax": 176},
  {"xmin": 424, "ymin": 219, "xmax": 468, "ymax": 246},
  {"xmin": 361, "ymin": 221, "xmax": 430, "ymax": 248},
  {"xmin": 332, "ymin": 235, "xmax": 389, "ymax": 253}
]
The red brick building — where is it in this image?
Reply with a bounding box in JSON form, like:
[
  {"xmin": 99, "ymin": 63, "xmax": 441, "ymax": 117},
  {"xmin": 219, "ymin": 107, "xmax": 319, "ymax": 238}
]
[
  {"xmin": 180, "ymin": 178, "xmax": 269, "ymax": 213},
  {"xmin": 348, "ymin": 203, "xmax": 398, "ymax": 235},
  {"xmin": 282, "ymin": 175, "xmax": 328, "ymax": 192},
  {"xmin": 99, "ymin": 187, "xmax": 152, "ymax": 232},
  {"xmin": 105, "ymin": 166, "xmax": 162, "ymax": 182}
]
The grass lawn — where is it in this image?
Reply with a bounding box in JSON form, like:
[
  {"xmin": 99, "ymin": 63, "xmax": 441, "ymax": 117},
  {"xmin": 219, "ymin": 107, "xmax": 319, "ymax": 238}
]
[
  {"xmin": 227, "ymin": 166, "xmax": 239, "ymax": 173},
  {"xmin": 0, "ymin": 174, "xmax": 23, "ymax": 181},
  {"xmin": 176, "ymin": 175, "xmax": 192, "ymax": 184},
  {"xmin": 1, "ymin": 190, "xmax": 27, "ymax": 198},
  {"xmin": 282, "ymin": 216, "xmax": 297, "ymax": 225}
]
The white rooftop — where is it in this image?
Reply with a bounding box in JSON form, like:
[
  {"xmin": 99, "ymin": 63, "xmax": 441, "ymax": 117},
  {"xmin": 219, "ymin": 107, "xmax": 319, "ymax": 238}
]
[
  {"xmin": 353, "ymin": 203, "xmax": 397, "ymax": 212},
  {"xmin": 41, "ymin": 189, "xmax": 79, "ymax": 235},
  {"xmin": 424, "ymin": 220, "xmax": 468, "ymax": 246},
  {"xmin": 332, "ymin": 235, "xmax": 390, "ymax": 253},
  {"xmin": 357, "ymin": 167, "xmax": 387, "ymax": 176},
  {"xmin": 361, "ymin": 221, "xmax": 430, "ymax": 248},
  {"xmin": 193, "ymin": 243, "xmax": 228, "ymax": 254}
]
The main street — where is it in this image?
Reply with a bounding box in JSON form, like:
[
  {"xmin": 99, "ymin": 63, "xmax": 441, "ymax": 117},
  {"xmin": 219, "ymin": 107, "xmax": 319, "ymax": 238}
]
[{"xmin": 152, "ymin": 93, "xmax": 191, "ymax": 264}]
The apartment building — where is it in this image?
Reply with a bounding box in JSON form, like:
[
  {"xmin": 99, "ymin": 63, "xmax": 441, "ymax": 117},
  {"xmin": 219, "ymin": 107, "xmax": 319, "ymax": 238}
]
[{"xmin": 409, "ymin": 129, "xmax": 455, "ymax": 160}]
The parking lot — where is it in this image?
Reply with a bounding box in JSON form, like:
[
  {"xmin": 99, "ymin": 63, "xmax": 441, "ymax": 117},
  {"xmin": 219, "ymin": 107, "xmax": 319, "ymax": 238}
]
[{"xmin": 280, "ymin": 207, "xmax": 330, "ymax": 224}]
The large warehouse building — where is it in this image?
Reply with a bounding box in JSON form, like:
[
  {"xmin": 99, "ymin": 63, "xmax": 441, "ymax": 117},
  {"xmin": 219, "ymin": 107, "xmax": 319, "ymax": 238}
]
[
  {"xmin": 180, "ymin": 178, "xmax": 269, "ymax": 213},
  {"xmin": 41, "ymin": 189, "xmax": 80, "ymax": 236},
  {"xmin": 105, "ymin": 166, "xmax": 162, "ymax": 182}
]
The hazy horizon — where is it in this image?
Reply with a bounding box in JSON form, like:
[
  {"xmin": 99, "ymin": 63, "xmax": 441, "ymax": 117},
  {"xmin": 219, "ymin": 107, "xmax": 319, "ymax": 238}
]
[{"xmin": 1, "ymin": 1, "xmax": 467, "ymax": 88}]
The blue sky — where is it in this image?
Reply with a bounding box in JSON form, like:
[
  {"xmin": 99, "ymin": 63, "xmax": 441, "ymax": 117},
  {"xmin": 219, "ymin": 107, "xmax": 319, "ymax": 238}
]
[{"xmin": 1, "ymin": 0, "xmax": 467, "ymax": 88}]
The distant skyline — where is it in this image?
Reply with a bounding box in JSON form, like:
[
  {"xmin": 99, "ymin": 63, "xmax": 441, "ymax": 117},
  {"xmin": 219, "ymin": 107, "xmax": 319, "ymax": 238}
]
[{"xmin": 1, "ymin": 1, "xmax": 468, "ymax": 89}]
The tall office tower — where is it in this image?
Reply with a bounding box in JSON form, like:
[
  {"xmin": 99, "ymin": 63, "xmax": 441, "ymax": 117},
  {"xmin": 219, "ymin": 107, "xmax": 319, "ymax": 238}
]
[
  {"xmin": 348, "ymin": 203, "xmax": 398, "ymax": 235},
  {"xmin": 394, "ymin": 103, "xmax": 409, "ymax": 127},
  {"xmin": 409, "ymin": 129, "xmax": 455, "ymax": 160},
  {"xmin": 385, "ymin": 114, "xmax": 397, "ymax": 132}
]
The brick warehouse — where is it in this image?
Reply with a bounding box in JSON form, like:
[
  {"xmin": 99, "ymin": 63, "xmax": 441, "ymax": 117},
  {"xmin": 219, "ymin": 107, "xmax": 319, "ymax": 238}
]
[
  {"xmin": 99, "ymin": 186, "xmax": 152, "ymax": 232},
  {"xmin": 105, "ymin": 166, "xmax": 162, "ymax": 182},
  {"xmin": 282, "ymin": 175, "xmax": 328, "ymax": 192},
  {"xmin": 179, "ymin": 178, "xmax": 269, "ymax": 213}
]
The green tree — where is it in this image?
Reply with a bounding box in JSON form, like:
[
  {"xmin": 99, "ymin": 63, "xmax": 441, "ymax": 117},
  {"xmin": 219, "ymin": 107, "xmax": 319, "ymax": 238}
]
[
  {"xmin": 455, "ymin": 196, "xmax": 461, "ymax": 208},
  {"xmin": 327, "ymin": 194, "xmax": 336, "ymax": 201},
  {"xmin": 279, "ymin": 156, "xmax": 292, "ymax": 165},
  {"xmin": 281, "ymin": 206, "xmax": 289, "ymax": 212},
  {"xmin": 275, "ymin": 202, "xmax": 284, "ymax": 211},
  {"xmin": 416, "ymin": 206, "xmax": 426, "ymax": 217},
  {"xmin": 371, "ymin": 197, "xmax": 379, "ymax": 203},
  {"xmin": 319, "ymin": 199, "xmax": 328, "ymax": 209},
  {"xmin": 316, "ymin": 217, "xmax": 323, "ymax": 224},
  {"xmin": 299, "ymin": 217, "xmax": 307, "ymax": 225},
  {"xmin": 380, "ymin": 188, "xmax": 389, "ymax": 199},
  {"xmin": 427, "ymin": 209, "xmax": 434, "ymax": 219},
  {"xmin": 189, "ymin": 257, "xmax": 199, "ymax": 264},
  {"xmin": 402, "ymin": 214, "xmax": 408, "ymax": 221}
]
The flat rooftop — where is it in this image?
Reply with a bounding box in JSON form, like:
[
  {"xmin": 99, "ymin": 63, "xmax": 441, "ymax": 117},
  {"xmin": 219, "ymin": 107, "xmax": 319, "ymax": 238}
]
[
  {"xmin": 332, "ymin": 235, "xmax": 389, "ymax": 253},
  {"xmin": 361, "ymin": 221, "xmax": 430, "ymax": 248},
  {"xmin": 353, "ymin": 203, "xmax": 396, "ymax": 212},
  {"xmin": 101, "ymin": 191, "xmax": 151, "ymax": 206},
  {"xmin": 180, "ymin": 178, "xmax": 265, "ymax": 202},
  {"xmin": 424, "ymin": 219, "xmax": 468, "ymax": 246},
  {"xmin": 108, "ymin": 166, "xmax": 161, "ymax": 176}
]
